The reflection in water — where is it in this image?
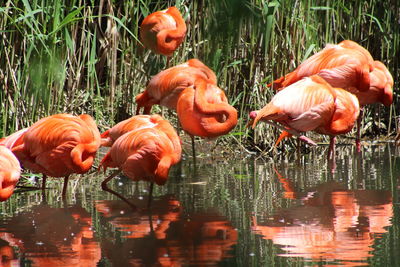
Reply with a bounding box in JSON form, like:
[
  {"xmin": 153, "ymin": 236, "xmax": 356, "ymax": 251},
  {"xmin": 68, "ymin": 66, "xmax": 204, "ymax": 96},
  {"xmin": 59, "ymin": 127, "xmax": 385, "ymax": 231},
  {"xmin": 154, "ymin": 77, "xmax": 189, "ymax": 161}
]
[
  {"xmin": 96, "ymin": 194, "xmax": 182, "ymax": 239},
  {"xmin": 0, "ymin": 204, "xmax": 101, "ymax": 266},
  {"xmin": 95, "ymin": 195, "xmax": 238, "ymax": 266},
  {"xmin": 252, "ymin": 174, "xmax": 393, "ymax": 266},
  {"xmin": 0, "ymin": 144, "xmax": 398, "ymax": 266},
  {"xmin": 0, "ymin": 238, "xmax": 19, "ymax": 267}
]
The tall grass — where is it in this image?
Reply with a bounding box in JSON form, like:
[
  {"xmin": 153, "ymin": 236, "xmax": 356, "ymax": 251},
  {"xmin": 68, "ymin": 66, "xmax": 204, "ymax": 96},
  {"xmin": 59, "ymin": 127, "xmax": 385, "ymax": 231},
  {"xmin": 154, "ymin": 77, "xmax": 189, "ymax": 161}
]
[{"xmin": 0, "ymin": 0, "xmax": 398, "ymax": 149}]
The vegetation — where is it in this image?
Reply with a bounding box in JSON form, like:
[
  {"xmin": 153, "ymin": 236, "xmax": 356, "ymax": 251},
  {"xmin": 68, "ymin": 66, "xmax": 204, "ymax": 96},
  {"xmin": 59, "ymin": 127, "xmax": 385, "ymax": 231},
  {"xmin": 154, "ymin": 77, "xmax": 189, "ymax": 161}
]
[{"xmin": 0, "ymin": 0, "xmax": 398, "ymax": 150}]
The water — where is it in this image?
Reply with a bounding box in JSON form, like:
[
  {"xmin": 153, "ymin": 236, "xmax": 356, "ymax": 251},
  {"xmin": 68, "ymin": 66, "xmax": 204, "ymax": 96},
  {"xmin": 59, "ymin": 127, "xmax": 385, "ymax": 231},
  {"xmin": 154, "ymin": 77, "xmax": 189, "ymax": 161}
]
[{"xmin": 0, "ymin": 144, "xmax": 399, "ymax": 266}]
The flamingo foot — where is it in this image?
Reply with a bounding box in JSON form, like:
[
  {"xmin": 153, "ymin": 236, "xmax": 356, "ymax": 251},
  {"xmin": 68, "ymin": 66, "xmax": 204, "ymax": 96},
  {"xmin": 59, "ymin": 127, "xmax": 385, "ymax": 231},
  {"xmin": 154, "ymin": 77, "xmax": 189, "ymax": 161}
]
[
  {"xmin": 356, "ymin": 139, "xmax": 361, "ymax": 153},
  {"xmin": 298, "ymin": 135, "xmax": 317, "ymax": 146},
  {"xmin": 264, "ymin": 121, "xmax": 318, "ymax": 146},
  {"xmin": 356, "ymin": 108, "xmax": 363, "ymax": 153}
]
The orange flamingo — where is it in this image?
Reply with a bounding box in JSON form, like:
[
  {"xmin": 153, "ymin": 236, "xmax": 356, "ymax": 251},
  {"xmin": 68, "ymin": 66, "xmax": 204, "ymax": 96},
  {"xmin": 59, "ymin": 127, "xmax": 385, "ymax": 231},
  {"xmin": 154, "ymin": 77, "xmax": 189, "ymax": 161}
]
[
  {"xmin": 176, "ymin": 79, "xmax": 238, "ymax": 138},
  {"xmin": 100, "ymin": 117, "xmax": 181, "ymax": 207},
  {"xmin": 353, "ymin": 60, "xmax": 393, "ymax": 107},
  {"xmin": 11, "ymin": 114, "xmax": 101, "ymax": 196},
  {"xmin": 351, "ymin": 60, "xmax": 393, "ymax": 149},
  {"xmin": 250, "ymin": 75, "xmax": 359, "ymax": 167},
  {"xmin": 140, "ymin": 6, "xmax": 186, "ymax": 64},
  {"xmin": 269, "ymin": 40, "xmax": 374, "ymax": 92},
  {"xmin": 136, "ymin": 58, "xmax": 217, "ymax": 114},
  {"xmin": 268, "ymin": 41, "xmax": 394, "ymax": 150},
  {"xmin": 0, "ymin": 128, "xmax": 27, "ymax": 150},
  {"xmin": 0, "ymin": 146, "xmax": 21, "ymax": 202},
  {"xmin": 101, "ymin": 114, "xmax": 180, "ymax": 154},
  {"xmin": 136, "ymin": 59, "xmax": 237, "ymax": 144}
]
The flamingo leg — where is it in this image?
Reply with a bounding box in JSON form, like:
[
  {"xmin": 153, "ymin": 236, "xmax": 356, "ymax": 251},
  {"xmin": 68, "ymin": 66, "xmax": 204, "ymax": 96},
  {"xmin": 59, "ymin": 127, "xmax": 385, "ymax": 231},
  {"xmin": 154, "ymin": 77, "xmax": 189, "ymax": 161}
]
[
  {"xmin": 101, "ymin": 170, "xmax": 138, "ymax": 211},
  {"xmin": 101, "ymin": 169, "xmax": 122, "ymax": 190},
  {"xmin": 356, "ymin": 108, "xmax": 364, "ymax": 152},
  {"xmin": 328, "ymin": 136, "xmax": 337, "ymax": 173},
  {"xmin": 136, "ymin": 106, "xmax": 141, "ymax": 115},
  {"xmin": 177, "ymin": 121, "xmax": 180, "ymax": 136},
  {"xmin": 166, "ymin": 56, "xmax": 171, "ymax": 69},
  {"xmin": 148, "ymin": 213, "xmax": 154, "ymax": 233},
  {"xmin": 273, "ymin": 167, "xmax": 296, "ymax": 199},
  {"xmin": 143, "ymin": 106, "xmax": 152, "ymax": 115},
  {"xmin": 62, "ymin": 175, "xmax": 70, "ymax": 196},
  {"xmin": 265, "ymin": 121, "xmax": 317, "ymax": 146},
  {"xmin": 296, "ymin": 138, "xmax": 301, "ymax": 158},
  {"xmin": 328, "ymin": 136, "xmax": 336, "ymax": 160},
  {"xmin": 147, "ymin": 182, "xmax": 154, "ymax": 208},
  {"xmin": 191, "ymin": 135, "xmax": 197, "ymax": 166},
  {"xmin": 41, "ymin": 174, "xmax": 47, "ymax": 191}
]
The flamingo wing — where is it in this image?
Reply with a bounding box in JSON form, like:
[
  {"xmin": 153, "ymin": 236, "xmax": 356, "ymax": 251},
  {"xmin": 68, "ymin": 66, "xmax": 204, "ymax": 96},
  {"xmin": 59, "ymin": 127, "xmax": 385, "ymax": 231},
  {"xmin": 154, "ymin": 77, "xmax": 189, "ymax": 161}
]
[
  {"xmin": 320, "ymin": 88, "xmax": 360, "ymax": 135},
  {"xmin": 177, "ymin": 81, "xmax": 238, "ymax": 138},
  {"xmin": 270, "ymin": 42, "xmax": 373, "ymax": 92},
  {"xmin": 254, "ymin": 76, "xmax": 336, "ymax": 132},
  {"xmin": 0, "ymin": 146, "xmax": 21, "ymax": 201},
  {"xmin": 136, "ymin": 59, "xmax": 217, "ymax": 114},
  {"xmin": 140, "ymin": 7, "xmax": 186, "ymax": 56}
]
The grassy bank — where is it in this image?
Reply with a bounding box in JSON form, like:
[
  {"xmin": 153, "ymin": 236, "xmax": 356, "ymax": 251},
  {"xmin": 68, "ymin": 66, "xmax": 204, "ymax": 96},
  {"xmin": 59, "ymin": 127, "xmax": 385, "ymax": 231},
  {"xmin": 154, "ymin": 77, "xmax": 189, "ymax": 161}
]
[{"xmin": 0, "ymin": 0, "xmax": 398, "ymax": 150}]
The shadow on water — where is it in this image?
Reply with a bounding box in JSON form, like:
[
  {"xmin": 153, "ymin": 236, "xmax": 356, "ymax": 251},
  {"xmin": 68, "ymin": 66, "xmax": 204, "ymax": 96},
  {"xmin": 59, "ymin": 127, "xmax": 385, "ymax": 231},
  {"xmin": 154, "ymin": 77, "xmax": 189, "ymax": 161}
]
[{"xmin": 0, "ymin": 144, "xmax": 399, "ymax": 266}]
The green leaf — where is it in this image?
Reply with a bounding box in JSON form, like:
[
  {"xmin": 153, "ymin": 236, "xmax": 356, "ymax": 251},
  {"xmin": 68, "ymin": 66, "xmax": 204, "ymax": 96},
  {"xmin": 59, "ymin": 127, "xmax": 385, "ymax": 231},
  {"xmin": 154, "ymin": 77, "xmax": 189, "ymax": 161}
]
[
  {"xmin": 302, "ymin": 44, "xmax": 316, "ymax": 62},
  {"xmin": 365, "ymin": 13, "xmax": 384, "ymax": 32},
  {"xmin": 310, "ymin": 6, "xmax": 332, "ymax": 11}
]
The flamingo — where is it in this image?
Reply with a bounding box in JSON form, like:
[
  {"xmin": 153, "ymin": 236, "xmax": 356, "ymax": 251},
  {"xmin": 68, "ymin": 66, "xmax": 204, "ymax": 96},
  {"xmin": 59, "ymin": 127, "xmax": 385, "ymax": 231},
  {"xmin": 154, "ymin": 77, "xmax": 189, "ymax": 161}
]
[
  {"xmin": 268, "ymin": 40, "xmax": 374, "ymax": 92},
  {"xmin": 268, "ymin": 41, "xmax": 393, "ymax": 149},
  {"xmin": 140, "ymin": 6, "xmax": 186, "ymax": 66},
  {"xmin": 136, "ymin": 59, "xmax": 237, "ymax": 157},
  {"xmin": 0, "ymin": 128, "xmax": 27, "ymax": 150},
  {"xmin": 250, "ymin": 75, "xmax": 360, "ymax": 167},
  {"xmin": 352, "ymin": 60, "xmax": 393, "ymax": 107},
  {"xmin": 0, "ymin": 146, "xmax": 21, "ymax": 201},
  {"xmin": 100, "ymin": 114, "xmax": 181, "ymax": 154},
  {"xmin": 350, "ymin": 60, "xmax": 393, "ymax": 150},
  {"xmin": 136, "ymin": 58, "xmax": 217, "ymax": 114},
  {"xmin": 100, "ymin": 117, "xmax": 181, "ymax": 207},
  {"xmin": 176, "ymin": 78, "xmax": 238, "ymax": 138},
  {"xmin": 11, "ymin": 114, "xmax": 101, "ymax": 196}
]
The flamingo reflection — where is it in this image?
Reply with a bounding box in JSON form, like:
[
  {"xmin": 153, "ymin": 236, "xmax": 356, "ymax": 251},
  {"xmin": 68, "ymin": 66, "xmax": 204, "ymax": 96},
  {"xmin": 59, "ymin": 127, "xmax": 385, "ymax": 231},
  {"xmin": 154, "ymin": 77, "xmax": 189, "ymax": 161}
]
[
  {"xmin": 96, "ymin": 195, "xmax": 238, "ymax": 266},
  {"xmin": 96, "ymin": 195, "xmax": 182, "ymax": 239},
  {"xmin": 0, "ymin": 204, "xmax": 101, "ymax": 266},
  {"xmin": 0, "ymin": 238, "xmax": 19, "ymax": 267},
  {"xmin": 252, "ymin": 172, "xmax": 393, "ymax": 266}
]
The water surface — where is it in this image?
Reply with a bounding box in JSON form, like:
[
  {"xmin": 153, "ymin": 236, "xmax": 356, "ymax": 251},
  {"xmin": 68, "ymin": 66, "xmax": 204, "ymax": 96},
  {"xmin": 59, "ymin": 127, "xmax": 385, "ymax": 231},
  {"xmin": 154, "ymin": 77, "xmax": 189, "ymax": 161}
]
[{"xmin": 1, "ymin": 144, "xmax": 399, "ymax": 266}]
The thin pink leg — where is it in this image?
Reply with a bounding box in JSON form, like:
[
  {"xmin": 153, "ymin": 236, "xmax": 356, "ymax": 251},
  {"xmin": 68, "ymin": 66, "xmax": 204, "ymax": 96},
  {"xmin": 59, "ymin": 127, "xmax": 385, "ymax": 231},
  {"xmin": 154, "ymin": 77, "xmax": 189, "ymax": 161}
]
[
  {"xmin": 266, "ymin": 121, "xmax": 317, "ymax": 146},
  {"xmin": 62, "ymin": 175, "xmax": 69, "ymax": 197},
  {"xmin": 356, "ymin": 108, "xmax": 363, "ymax": 153},
  {"xmin": 328, "ymin": 136, "xmax": 336, "ymax": 173}
]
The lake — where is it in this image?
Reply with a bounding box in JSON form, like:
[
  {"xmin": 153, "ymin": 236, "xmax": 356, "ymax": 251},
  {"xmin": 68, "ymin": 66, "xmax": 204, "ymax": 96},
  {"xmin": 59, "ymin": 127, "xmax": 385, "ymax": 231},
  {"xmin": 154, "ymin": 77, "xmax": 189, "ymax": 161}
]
[{"xmin": 0, "ymin": 143, "xmax": 399, "ymax": 266}]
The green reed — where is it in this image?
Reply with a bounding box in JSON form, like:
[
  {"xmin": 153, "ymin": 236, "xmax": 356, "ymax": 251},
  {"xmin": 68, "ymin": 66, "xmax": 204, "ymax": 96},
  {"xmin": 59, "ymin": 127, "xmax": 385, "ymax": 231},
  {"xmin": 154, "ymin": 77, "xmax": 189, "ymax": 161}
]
[{"xmin": 0, "ymin": 0, "xmax": 398, "ymax": 150}]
